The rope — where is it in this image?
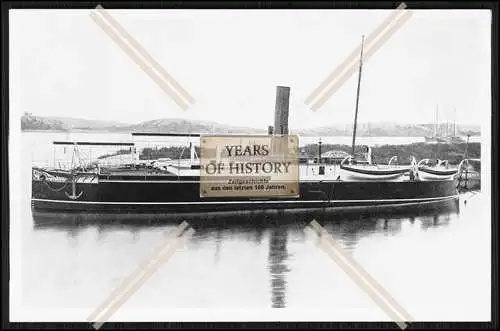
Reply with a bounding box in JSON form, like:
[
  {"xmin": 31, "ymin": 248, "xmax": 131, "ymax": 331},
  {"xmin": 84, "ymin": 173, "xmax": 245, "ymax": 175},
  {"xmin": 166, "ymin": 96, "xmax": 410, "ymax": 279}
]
[
  {"xmin": 37, "ymin": 170, "xmax": 93, "ymax": 192},
  {"xmin": 42, "ymin": 180, "xmax": 69, "ymax": 192}
]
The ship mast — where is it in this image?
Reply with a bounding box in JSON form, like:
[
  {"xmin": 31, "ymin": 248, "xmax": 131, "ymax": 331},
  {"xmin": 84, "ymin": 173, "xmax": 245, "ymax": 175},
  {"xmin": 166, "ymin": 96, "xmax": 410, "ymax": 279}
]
[
  {"xmin": 454, "ymin": 108, "xmax": 457, "ymax": 136},
  {"xmin": 434, "ymin": 106, "xmax": 438, "ymax": 137},
  {"xmin": 445, "ymin": 108, "xmax": 449, "ymax": 137},
  {"xmin": 351, "ymin": 35, "xmax": 365, "ymax": 156},
  {"xmin": 436, "ymin": 104, "xmax": 440, "ymax": 137}
]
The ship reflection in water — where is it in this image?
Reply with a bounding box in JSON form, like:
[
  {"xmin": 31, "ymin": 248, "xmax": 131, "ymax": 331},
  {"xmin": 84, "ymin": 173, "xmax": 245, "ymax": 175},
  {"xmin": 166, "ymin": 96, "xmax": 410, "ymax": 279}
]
[
  {"xmin": 267, "ymin": 226, "xmax": 290, "ymax": 308},
  {"xmin": 24, "ymin": 192, "xmax": 490, "ymax": 320}
]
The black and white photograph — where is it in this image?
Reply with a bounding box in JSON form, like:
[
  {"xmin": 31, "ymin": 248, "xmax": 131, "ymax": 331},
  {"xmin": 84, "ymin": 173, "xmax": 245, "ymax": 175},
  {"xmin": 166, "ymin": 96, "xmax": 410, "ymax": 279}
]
[{"xmin": 6, "ymin": 2, "xmax": 495, "ymax": 328}]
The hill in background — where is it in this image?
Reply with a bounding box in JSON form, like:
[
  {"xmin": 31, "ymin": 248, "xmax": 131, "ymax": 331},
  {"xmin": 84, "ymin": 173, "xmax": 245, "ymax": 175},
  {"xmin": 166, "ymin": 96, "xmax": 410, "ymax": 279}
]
[{"xmin": 21, "ymin": 113, "xmax": 481, "ymax": 137}]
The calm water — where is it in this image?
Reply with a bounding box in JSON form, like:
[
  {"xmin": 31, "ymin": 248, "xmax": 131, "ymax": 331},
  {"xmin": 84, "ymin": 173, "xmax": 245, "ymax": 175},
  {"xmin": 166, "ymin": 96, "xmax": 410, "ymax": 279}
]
[{"xmin": 11, "ymin": 132, "xmax": 490, "ymax": 322}]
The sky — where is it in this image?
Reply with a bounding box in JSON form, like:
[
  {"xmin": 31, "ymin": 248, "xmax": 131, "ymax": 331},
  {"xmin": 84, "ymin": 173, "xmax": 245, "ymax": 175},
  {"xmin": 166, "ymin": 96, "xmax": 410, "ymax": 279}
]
[{"xmin": 10, "ymin": 9, "xmax": 491, "ymax": 129}]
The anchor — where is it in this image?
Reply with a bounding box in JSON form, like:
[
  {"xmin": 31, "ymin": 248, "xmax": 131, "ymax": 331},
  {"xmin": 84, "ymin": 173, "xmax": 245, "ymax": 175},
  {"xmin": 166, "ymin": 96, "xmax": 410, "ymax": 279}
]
[{"xmin": 65, "ymin": 175, "xmax": 83, "ymax": 200}]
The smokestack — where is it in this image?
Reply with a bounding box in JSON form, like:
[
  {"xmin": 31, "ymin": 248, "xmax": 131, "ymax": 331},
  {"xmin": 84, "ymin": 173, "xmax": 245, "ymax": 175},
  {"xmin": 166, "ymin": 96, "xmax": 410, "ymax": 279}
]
[{"xmin": 274, "ymin": 86, "xmax": 290, "ymax": 135}]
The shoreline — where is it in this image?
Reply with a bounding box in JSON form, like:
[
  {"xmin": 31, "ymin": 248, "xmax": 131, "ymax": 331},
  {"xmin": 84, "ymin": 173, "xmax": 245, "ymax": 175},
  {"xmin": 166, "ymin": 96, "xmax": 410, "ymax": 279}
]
[
  {"xmin": 21, "ymin": 129, "xmax": 482, "ymax": 138},
  {"xmin": 23, "ymin": 131, "xmax": 481, "ymax": 165}
]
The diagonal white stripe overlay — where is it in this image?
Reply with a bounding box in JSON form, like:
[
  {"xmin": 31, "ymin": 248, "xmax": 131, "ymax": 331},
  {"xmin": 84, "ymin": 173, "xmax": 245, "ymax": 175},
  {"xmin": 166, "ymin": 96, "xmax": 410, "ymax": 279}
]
[
  {"xmin": 87, "ymin": 221, "xmax": 194, "ymax": 329},
  {"xmin": 305, "ymin": 3, "xmax": 413, "ymax": 111},
  {"xmin": 89, "ymin": 5, "xmax": 195, "ymax": 110},
  {"xmin": 305, "ymin": 220, "xmax": 414, "ymax": 329}
]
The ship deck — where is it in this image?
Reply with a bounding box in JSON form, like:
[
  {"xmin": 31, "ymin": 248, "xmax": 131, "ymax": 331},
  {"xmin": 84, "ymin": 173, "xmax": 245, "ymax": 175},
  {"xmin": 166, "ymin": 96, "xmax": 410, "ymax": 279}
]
[
  {"xmin": 45, "ymin": 163, "xmax": 416, "ymax": 182},
  {"xmin": 98, "ymin": 164, "xmax": 343, "ymax": 182},
  {"xmin": 100, "ymin": 168, "xmax": 177, "ymax": 177}
]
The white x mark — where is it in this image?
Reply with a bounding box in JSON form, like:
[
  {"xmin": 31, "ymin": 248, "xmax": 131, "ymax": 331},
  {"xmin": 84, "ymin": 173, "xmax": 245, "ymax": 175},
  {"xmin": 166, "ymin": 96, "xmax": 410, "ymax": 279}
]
[
  {"xmin": 306, "ymin": 3, "xmax": 413, "ymax": 111},
  {"xmin": 90, "ymin": 5, "xmax": 195, "ymax": 110}
]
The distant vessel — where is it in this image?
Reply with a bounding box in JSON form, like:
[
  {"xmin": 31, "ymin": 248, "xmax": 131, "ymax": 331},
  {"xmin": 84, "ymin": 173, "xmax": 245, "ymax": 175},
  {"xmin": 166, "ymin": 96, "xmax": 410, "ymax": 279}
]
[
  {"xmin": 425, "ymin": 136, "xmax": 465, "ymax": 144},
  {"xmin": 425, "ymin": 106, "xmax": 464, "ymax": 144}
]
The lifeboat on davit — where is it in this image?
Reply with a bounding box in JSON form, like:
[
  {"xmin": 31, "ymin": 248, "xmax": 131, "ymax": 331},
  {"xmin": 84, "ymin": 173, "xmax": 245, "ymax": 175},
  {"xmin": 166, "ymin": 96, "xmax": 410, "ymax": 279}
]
[
  {"xmin": 339, "ymin": 156, "xmax": 412, "ymax": 181},
  {"xmin": 417, "ymin": 159, "xmax": 459, "ymax": 181}
]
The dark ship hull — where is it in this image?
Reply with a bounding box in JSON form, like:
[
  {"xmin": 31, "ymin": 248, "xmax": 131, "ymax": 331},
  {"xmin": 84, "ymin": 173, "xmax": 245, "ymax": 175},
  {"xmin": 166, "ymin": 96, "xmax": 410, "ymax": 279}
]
[{"xmin": 32, "ymin": 173, "xmax": 459, "ymax": 214}]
